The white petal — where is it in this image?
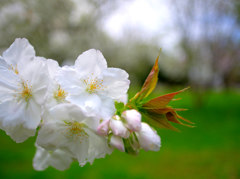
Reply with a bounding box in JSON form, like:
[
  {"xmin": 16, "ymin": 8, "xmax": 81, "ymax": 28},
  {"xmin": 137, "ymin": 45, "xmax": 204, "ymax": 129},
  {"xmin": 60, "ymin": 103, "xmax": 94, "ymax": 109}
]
[
  {"xmin": 0, "ymin": 100, "xmax": 36, "ymax": 142},
  {"xmin": 100, "ymin": 68, "xmax": 130, "ymax": 103},
  {"xmin": 1, "ymin": 123, "xmax": 35, "ymax": 143},
  {"xmin": 110, "ymin": 117, "xmax": 130, "ymax": 138},
  {"xmin": 122, "ymin": 109, "xmax": 142, "ymax": 132},
  {"xmin": 87, "ymin": 130, "xmax": 113, "ymax": 165},
  {"xmin": 0, "ymin": 66, "xmax": 20, "ymax": 102},
  {"xmin": 137, "ymin": 123, "xmax": 161, "ymax": 151},
  {"xmin": 20, "ymin": 59, "xmax": 49, "ymax": 105},
  {"xmin": 110, "ymin": 135, "xmax": 125, "ymax": 152},
  {"xmin": 0, "ymin": 99, "xmax": 41, "ymax": 142},
  {"xmin": 67, "ymin": 92, "xmax": 115, "ymax": 119},
  {"xmin": 2, "ymin": 38, "xmax": 35, "ymax": 67},
  {"xmin": 56, "ymin": 66, "xmax": 85, "ymax": 95},
  {"xmin": 23, "ymin": 99, "xmax": 42, "ymax": 129},
  {"xmin": 33, "ymin": 144, "xmax": 73, "ymax": 171},
  {"xmin": 75, "ymin": 49, "xmax": 107, "ymax": 76},
  {"xmin": 42, "ymin": 58, "xmax": 60, "ymax": 80}
]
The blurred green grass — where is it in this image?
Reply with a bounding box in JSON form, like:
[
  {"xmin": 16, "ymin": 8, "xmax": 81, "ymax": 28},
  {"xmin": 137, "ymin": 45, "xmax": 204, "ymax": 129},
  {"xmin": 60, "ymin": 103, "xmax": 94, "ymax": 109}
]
[{"xmin": 0, "ymin": 87, "xmax": 239, "ymax": 179}]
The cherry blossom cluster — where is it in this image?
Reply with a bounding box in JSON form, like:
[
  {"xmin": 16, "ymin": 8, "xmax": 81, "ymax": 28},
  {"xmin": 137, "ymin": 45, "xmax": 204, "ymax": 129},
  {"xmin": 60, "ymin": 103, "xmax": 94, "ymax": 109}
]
[{"xmin": 0, "ymin": 38, "xmax": 192, "ymax": 171}]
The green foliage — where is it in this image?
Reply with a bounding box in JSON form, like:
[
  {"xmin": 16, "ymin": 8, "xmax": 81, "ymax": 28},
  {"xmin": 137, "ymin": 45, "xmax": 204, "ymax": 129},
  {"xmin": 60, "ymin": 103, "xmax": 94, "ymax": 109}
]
[{"xmin": 114, "ymin": 101, "xmax": 125, "ymax": 116}]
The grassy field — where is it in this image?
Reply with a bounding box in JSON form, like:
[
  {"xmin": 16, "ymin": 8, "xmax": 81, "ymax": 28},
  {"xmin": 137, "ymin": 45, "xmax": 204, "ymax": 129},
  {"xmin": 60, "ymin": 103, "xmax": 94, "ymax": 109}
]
[{"xmin": 0, "ymin": 87, "xmax": 239, "ymax": 179}]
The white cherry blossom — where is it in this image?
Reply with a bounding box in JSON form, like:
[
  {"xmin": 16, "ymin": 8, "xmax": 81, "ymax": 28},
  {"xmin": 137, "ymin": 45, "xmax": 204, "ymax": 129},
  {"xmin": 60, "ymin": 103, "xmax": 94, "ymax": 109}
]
[
  {"xmin": 36, "ymin": 103, "xmax": 112, "ymax": 166},
  {"xmin": 56, "ymin": 49, "xmax": 130, "ymax": 119},
  {"xmin": 0, "ymin": 38, "xmax": 49, "ymax": 142}
]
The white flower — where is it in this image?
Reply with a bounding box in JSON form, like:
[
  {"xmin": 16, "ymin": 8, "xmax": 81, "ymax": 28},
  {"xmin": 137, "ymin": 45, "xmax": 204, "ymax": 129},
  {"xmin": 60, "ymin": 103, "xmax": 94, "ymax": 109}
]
[
  {"xmin": 110, "ymin": 115, "xmax": 130, "ymax": 138},
  {"xmin": 42, "ymin": 58, "xmax": 69, "ymax": 109},
  {"xmin": 109, "ymin": 135, "xmax": 125, "ymax": 152},
  {"xmin": 122, "ymin": 109, "xmax": 142, "ymax": 132},
  {"xmin": 36, "ymin": 103, "xmax": 112, "ymax": 166},
  {"xmin": 33, "ymin": 144, "xmax": 73, "ymax": 171},
  {"xmin": 0, "ymin": 38, "xmax": 49, "ymax": 143},
  {"xmin": 56, "ymin": 49, "xmax": 130, "ymax": 119},
  {"xmin": 136, "ymin": 123, "xmax": 161, "ymax": 151}
]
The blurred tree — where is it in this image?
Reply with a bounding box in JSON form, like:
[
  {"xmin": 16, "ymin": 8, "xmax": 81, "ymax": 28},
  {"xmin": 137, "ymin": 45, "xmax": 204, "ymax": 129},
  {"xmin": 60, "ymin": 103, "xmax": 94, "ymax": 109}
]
[{"xmin": 167, "ymin": 0, "xmax": 240, "ymax": 90}]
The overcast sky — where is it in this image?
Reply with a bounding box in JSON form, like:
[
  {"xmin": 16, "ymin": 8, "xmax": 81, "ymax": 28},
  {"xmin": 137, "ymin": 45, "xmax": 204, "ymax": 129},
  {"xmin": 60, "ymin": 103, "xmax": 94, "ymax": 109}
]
[{"xmin": 103, "ymin": 0, "xmax": 180, "ymax": 51}]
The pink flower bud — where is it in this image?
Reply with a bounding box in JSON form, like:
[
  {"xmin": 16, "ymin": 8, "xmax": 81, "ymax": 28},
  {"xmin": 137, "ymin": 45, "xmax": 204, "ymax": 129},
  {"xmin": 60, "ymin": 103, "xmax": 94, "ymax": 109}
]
[
  {"xmin": 136, "ymin": 122, "xmax": 161, "ymax": 151},
  {"xmin": 122, "ymin": 109, "xmax": 141, "ymax": 131},
  {"xmin": 110, "ymin": 115, "xmax": 129, "ymax": 138},
  {"xmin": 97, "ymin": 119, "xmax": 110, "ymax": 136},
  {"xmin": 110, "ymin": 135, "xmax": 125, "ymax": 152}
]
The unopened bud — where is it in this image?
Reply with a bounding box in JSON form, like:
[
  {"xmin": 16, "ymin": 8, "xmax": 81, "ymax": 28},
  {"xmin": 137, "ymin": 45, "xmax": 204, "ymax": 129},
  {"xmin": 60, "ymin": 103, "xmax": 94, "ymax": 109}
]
[
  {"xmin": 110, "ymin": 115, "xmax": 129, "ymax": 138},
  {"xmin": 136, "ymin": 122, "xmax": 161, "ymax": 151},
  {"xmin": 110, "ymin": 135, "xmax": 125, "ymax": 152},
  {"xmin": 97, "ymin": 119, "xmax": 110, "ymax": 136},
  {"xmin": 122, "ymin": 109, "xmax": 141, "ymax": 131}
]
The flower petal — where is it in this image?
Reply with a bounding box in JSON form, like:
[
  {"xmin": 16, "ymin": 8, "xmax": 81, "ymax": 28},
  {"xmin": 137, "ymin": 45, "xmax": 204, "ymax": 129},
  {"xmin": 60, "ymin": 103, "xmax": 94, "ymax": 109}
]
[
  {"xmin": 2, "ymin": 38, "xmax": 35, "ymax": 67},
  {"xmin": 33, "ymin": 144, "xmax": 73, "ymax": 171},
  {"xmin": 75, "ymin": 49, "xmax": 107, "ymax": 76},
  {"xmin": 100, "ymin": 68, "xmax": 130, "ymax": 103}
]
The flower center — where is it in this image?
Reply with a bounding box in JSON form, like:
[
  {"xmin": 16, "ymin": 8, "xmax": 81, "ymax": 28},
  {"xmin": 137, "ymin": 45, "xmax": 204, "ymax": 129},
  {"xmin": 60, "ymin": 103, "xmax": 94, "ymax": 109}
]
[
  {"xmin": 54, "ymin": 85, "xmax": 67, "ymax": 102},
  {"xmin": 65, "ymin": 121, "xmax": 88, "ymax": 139},
  {"xmin": 84, "ymin": 77, "xmax": 104, "ymax": 94},
  {"xmin": 20, "ymin": 82, "xmax": 32, "ymax": 102}
]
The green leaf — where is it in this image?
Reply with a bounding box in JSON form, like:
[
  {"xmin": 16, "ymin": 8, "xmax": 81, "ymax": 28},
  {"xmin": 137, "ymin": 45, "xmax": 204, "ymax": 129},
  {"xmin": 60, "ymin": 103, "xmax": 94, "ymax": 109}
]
[
  {"xmin": 123, "ymin": 138, "xmax": 139, "ymax": 155},
  {"xmin": 115, "ymin": 101, "xmax": 125, "ymax": 116}
]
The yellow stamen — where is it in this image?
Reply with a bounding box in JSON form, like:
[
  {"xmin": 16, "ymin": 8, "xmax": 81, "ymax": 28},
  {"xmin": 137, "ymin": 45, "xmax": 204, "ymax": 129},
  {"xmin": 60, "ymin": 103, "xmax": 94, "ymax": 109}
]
[
  {"xmin": 84, "ymin": 77, "xmax": 104, "ymax": 94},
  {"xmin": 54, "ymin": 85, "xmax": 67, "ymax": 102},
  {"xmin": 10, "ymin": 65, "xmax": 19, "ymax": 74},
  {"xmin": 65, "ymin": 121, "xmax": 88, "ymax": 141},
  {"xmin": 20, "ymin": 82, "xmax": 32, "ymax": 102}
]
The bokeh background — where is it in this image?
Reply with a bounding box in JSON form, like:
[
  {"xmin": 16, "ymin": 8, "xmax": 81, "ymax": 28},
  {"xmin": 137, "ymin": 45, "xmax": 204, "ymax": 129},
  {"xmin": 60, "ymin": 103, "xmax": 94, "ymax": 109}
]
[{"xmin": 0, "ymin": 0, "xmax": 239, "ymax": 178}]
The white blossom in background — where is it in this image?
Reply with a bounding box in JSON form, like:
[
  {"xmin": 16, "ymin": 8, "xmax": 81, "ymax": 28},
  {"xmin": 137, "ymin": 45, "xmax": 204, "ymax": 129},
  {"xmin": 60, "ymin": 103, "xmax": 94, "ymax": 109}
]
[
  {"xmin": 0, "ymin": 38, "xmax": 49, "ymax": 143},
  {"xmin": 56, "ymin": 49, "xmax": 130, "ymax": 119},
  {"xmin": 37, "ymin": 103, "xmax": 112, "ymax": 166},
  {"xmin": 33, "ymin": 144, "xmax": 73, "ymax": 171}
]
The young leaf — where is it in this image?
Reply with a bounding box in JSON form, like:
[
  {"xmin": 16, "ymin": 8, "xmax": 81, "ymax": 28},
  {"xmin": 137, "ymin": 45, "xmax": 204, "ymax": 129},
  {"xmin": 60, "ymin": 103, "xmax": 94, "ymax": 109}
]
[
  {"xmin": 142, "ymin": 87, "xmax": 190, "ymax": 109},
  {"xmin": 142, "ymin": 112, "xmax": 179, "ymax": 131},
  {"xmin": 132, "ymin": 56, "xmax": 159, "ymax": 103},
  {"xmin": 146, "ymin": 107, "xmax": 194, "ymax": 126}
]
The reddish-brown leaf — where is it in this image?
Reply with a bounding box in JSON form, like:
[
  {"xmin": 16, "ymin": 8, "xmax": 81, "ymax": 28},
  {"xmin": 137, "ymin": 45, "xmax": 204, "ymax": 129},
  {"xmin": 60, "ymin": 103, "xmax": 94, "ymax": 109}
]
[
  {"xmin": 142, "ymin": 87, "xmax": 190, "ymax": 109},
  {"xmin": 133, "ymin": 56, "xmax": 159, "ymax": 102},
  {"xmin": 142, "ymin": 112, "xmax": 179, "ymax": 131},
  {"xmin": 145, "ymin": 107, "xmax": 194, "ymax": 127}
]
